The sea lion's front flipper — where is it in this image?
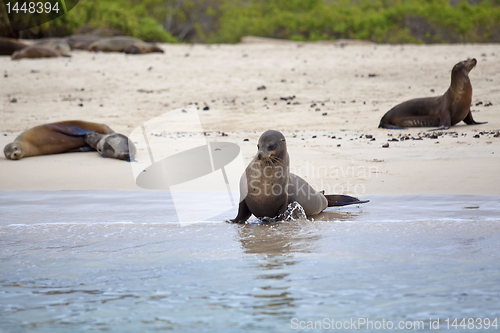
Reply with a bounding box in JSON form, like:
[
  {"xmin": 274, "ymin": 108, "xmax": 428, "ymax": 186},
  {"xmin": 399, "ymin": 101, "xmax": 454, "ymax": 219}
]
[
  {"xmin": 325, "ymin": 194, "xmax": 369, "ymax": 207},
  {"xmin": 463, "ymin": 110, "xmax": 487, "ymax": 125},
  {"xmin": 50, "ymin": 124, "xmax": 96, "ymax": 136},
  {"xmin": 229, "ymin": 200, "xmax": 252, "ymax": 224},
  {"xmin": 67, "ymin": 145, "xmax": 96, "ymax": 152},
  {"xmin": 428, "ymin": 126, "xmax": 450, "ymax": 131}
]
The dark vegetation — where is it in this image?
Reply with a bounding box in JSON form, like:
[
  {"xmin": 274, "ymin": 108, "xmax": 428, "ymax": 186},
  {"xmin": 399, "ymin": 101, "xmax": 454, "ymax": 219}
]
[{"xmin": 1, "ymin": 0, "xmax": 500, "ymax": 43}]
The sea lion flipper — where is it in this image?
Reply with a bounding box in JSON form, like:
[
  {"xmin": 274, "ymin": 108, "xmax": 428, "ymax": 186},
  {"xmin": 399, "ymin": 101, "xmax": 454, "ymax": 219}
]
[
  {"xmin": 50, "ymin": 124, "xmax": 96, "ymax": 136},
  {"xmin": 428, "ymin": 126, "xmax": 450, "ymax": 131},
  {"xmin": 230, "ymin": 200, "xmax": 252, "ymax": 224},
  {"xmin": 463, "ymin": 110, "xmax": 487, "ymax": 125},
  {"xmin": 324, "ymin": 194, "xmax": 369, "ymax": 207},
  {"xmin": 67, "ymin": 145, "xmax": 96, "ymax": 152}
]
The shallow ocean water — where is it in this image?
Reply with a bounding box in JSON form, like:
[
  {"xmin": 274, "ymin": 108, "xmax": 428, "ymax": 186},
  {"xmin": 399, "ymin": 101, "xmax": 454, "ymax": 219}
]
[{"xmin": 1, "ymin": 191, "xmax": 500, "ymax": 332}]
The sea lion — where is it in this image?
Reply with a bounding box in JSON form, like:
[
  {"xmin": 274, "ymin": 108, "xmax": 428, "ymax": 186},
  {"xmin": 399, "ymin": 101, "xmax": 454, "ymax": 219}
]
[
  {"xmin": 33, "ymin": 38, "xmax": 71, "ymax": 55},
  {"xmin": 124, "ymin": 42, "xmax": 164, "ymax": 54},
  {"xmin": 66, "ymin": 35, "xmax": 101, "ymax": 50},
  {"xmin": 230, "ymin": 130, "xmax": 368, "ymax": 223},
  {"xmin": 11, "ymin": 45, "xmax": 67, "ymax": 60},
  {"xmin": 4, "ymin": 120, "xmax": 114, "ymax": 160},
  {"xmin": 88, "ymin": 36, "xmax": 142, "ymax": 52},
  {"xmin": 0, "ymin": 38, "xmax": 27, "ymax": 55},
  {"xmin": 84, "ymin": 132, "xmax": 136, "ymax": 162},
  {"xmin": 379, "ymin": 58, "xmax": 485, "ymax": 130}
]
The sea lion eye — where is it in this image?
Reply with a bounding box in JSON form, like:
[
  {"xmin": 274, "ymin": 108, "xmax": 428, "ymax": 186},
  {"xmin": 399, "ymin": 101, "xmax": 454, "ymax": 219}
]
[
  {"xmin": 14, "ymin": 147, "xmax": 18, "ymax": 150},
  {"xmin": 268, "ymin": 144, "xmax": 277, "ymax": 150}
]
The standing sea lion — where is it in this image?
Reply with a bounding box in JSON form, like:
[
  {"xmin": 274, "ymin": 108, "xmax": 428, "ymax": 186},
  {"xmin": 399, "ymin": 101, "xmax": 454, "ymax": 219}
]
[
  {"xmin": 0, "ymin": 38, "xmax": 27, "ymax": 55},
  {"xmin": 379, "ymin": 58, "xmax": 486, "ymax": 130},
  {"xmin": 84, "ymin": 132, "xmax": 136, "ymax": 162},
  {"xmin": 4, "ymin": 121, "xmax": 114, "ymax": 160},
  {"xmin": 11, "ymin": 45, "xmax": 67, "ymax": 60},
  {"xmin": 230, "ymin": 130, "xmax": 368, "ymax": 223}
]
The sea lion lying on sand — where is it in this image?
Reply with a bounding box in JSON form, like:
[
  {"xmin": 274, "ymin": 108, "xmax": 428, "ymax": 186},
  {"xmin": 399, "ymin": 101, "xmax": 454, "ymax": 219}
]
[{"xmin": 4, "ymin": 121, "xmax": 114, "ymax": 160}]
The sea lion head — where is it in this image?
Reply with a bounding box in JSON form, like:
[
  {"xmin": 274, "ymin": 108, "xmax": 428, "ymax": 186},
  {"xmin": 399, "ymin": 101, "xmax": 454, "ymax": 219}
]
[
  {"xmin": 452, "ymin": 58, "xmax": 477, "ymax": 75},
  {"xmin": 256, "ymin": 130, "xmax": 286, "ymax": 165},
  {"xmin": 4, "ymin": 142, "xmax": 23, "ymax": 160}
]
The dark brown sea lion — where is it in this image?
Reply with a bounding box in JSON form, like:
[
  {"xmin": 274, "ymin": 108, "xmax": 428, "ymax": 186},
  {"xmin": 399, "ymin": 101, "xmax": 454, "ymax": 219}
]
[
  {"xmin": 4, "ymin": 121, "xmax": 114, "ymax": 160},
  {"xmin": 230, "ymin": 130, "xmax": 368, "ymax": 223},
  {"xmin": 66, "ymin": 35, "xmax": 101, "ymax": 50},
  {"xmin": 124, "ymin": 43, "xmax": 164, "ymax": 54},
  {"xmin": 379, "ymin": 58, "xmax": 485, "ymax": 130},
  {"xmin": 33, "ymin": 38, "xmax": 71, "ymax": 55},
  {"xmin": 0, "ymin": 38, "xmax": 27, "ymax": 56},
  {"xmin": 84, "ymin": 132, "xmax": 136, "ymax": 162},
  {"xmin": 11, "ymin": 45, "xmax": 67, "ymax": 60}
]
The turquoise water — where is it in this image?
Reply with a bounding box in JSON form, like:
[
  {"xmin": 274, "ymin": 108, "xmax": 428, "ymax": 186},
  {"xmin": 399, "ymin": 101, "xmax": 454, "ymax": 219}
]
[{"xmin": 1, "ymin": 191, "xmax": 499, "ymax": 332}]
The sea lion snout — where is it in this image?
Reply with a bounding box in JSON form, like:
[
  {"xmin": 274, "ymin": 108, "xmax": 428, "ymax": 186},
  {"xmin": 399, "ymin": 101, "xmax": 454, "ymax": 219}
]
[{"xmin": 465, "ymin": 58, "xmax": 477, "ymax": 71}]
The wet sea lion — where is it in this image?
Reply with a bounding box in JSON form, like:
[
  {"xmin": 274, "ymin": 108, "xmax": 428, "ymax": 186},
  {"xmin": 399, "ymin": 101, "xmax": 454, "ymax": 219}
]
[
  {"xmin": 4, "ymin": 121, "xmax": 114, "ymax": 160},
  {"xmin": 84, "ymin": 132, "xmax": 136, "ymax": 162},
  {"xmin": 66, "ymin": 34, "xmax": 101, "ymax": 50},
  {"xmin": 230, "ymin": 130, "xmax": 368, "ymax": 223},
  {"xmin": 124, "ymin": 42, "xmax": 164, "ymax": 54},
  {"xmin": 379, "ymin": 58, "xmax": 485, "ymax": 130},
  {"xmin": 0, "ymin": 38, "xmax": 27, "ymax": 55},
  {"xmin": 11, "ymin": 45, "xmax": 67, "ymax": 60},
  {"xmin": 88, "ymin": 36, "xmax": 142, "ymax": 52},
  {"xmin": 33, "ymin": 38, "xmax": 71, "ymax": 55}
]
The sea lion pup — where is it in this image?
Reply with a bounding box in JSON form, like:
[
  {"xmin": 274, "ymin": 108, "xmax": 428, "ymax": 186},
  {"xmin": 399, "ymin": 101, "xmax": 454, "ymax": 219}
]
[
  {"xmin": 4, "ymin": 121, "xmax": 114, "ymax": 160},
  {"xmin": 33, "ymin": 38, "xmax": 71, "ymax": 55},
  {"xmin": 230, "ymin": 130, "xmax": 368, "ymax": 223},
  {"xmin": 88, "ymin": 36, "xmax": 142, "ymax": 52},
  {"xmin": 379, "ymin": 58, "xmax": 485, "ymax": 130},
  {"xmin": 124, "ymin": 42, "xmax": 164, "ymax": 54},
  {"xmin": 66, "ymin": 34, "xmax": 101, "ymax": 50},
  {"xmin": 84, "ymin": 132, "xmax": 136, "ymax": 162},
  {"xmin": 0, "ymin": 38, "xmax": 27, "ymax": 55},
  {"xmin": 11, "ymin": 45, "xmax": 67, "ymax": 60}
]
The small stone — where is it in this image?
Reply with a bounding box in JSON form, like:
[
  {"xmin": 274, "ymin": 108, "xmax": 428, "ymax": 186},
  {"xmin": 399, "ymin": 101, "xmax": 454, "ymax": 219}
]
[
  {"xmin": 382, "ymin": 143, "xmax": 389, "ymax": 148},
  {"xmin": 203, "ymin": 106, "xmax": 210, "ymax": 111},
  {"xmin": 244, "ymin": 138, "xmax": 249, "ymax": 141},
  {"xmin": 257, "ymin": 85, "xmax": 266, "ymax": 90},
  {"xmin": 10, "ymin": 98, "xmax": 17, "ymax": 103}
]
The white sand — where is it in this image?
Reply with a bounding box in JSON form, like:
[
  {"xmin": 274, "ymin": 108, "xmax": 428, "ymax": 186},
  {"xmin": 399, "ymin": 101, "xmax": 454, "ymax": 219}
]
[{"xmin": 1, "ymin": 42, "xmax": 499, "ymax": 195}]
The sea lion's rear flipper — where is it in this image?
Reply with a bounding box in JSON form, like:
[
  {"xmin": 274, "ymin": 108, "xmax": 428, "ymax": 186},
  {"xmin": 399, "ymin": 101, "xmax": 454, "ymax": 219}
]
[
  {"xmin": 325, "ymin": 194, "xmax": 369, "ymax": 207},
  {"xmin": 463, "ymin": 110, "xmax": 487, "ymax": 125},
  {"xmin": 229, "ymin": 200, "xmax": 252, "ymax": 224},
  {"xmin": 50, "ymin": 124, "xmax": 96, "ymax": 136}
]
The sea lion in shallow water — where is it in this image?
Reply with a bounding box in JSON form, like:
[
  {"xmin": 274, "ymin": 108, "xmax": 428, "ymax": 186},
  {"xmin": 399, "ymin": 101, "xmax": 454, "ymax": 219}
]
[
  {"xmin": 11, "ymin": 45, "xmax": 67, "ymax": 60},
  {"xmin": 4, "ymin": 121, "xmax": 114, "ymax": 160},
  {"xmin": 0, "ymin": 38, "xmax": 27, "ymax": 55},
  {"xmin": 84, "ymin": 132, "xmax": 136, "ymax": 162},
  {"xmin": 230, "ymin": 130, "xmax": 368, "ymax": 223},
  {"xmin": 379, "ymin": 58, "xmax": 486, "ymax": 130}
]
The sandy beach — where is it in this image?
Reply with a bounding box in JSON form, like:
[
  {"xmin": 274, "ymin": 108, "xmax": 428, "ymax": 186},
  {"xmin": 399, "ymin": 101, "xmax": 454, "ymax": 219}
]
[{"xmin": 1, "ymin": 42, "xmax": 499, "ymax": 194}]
